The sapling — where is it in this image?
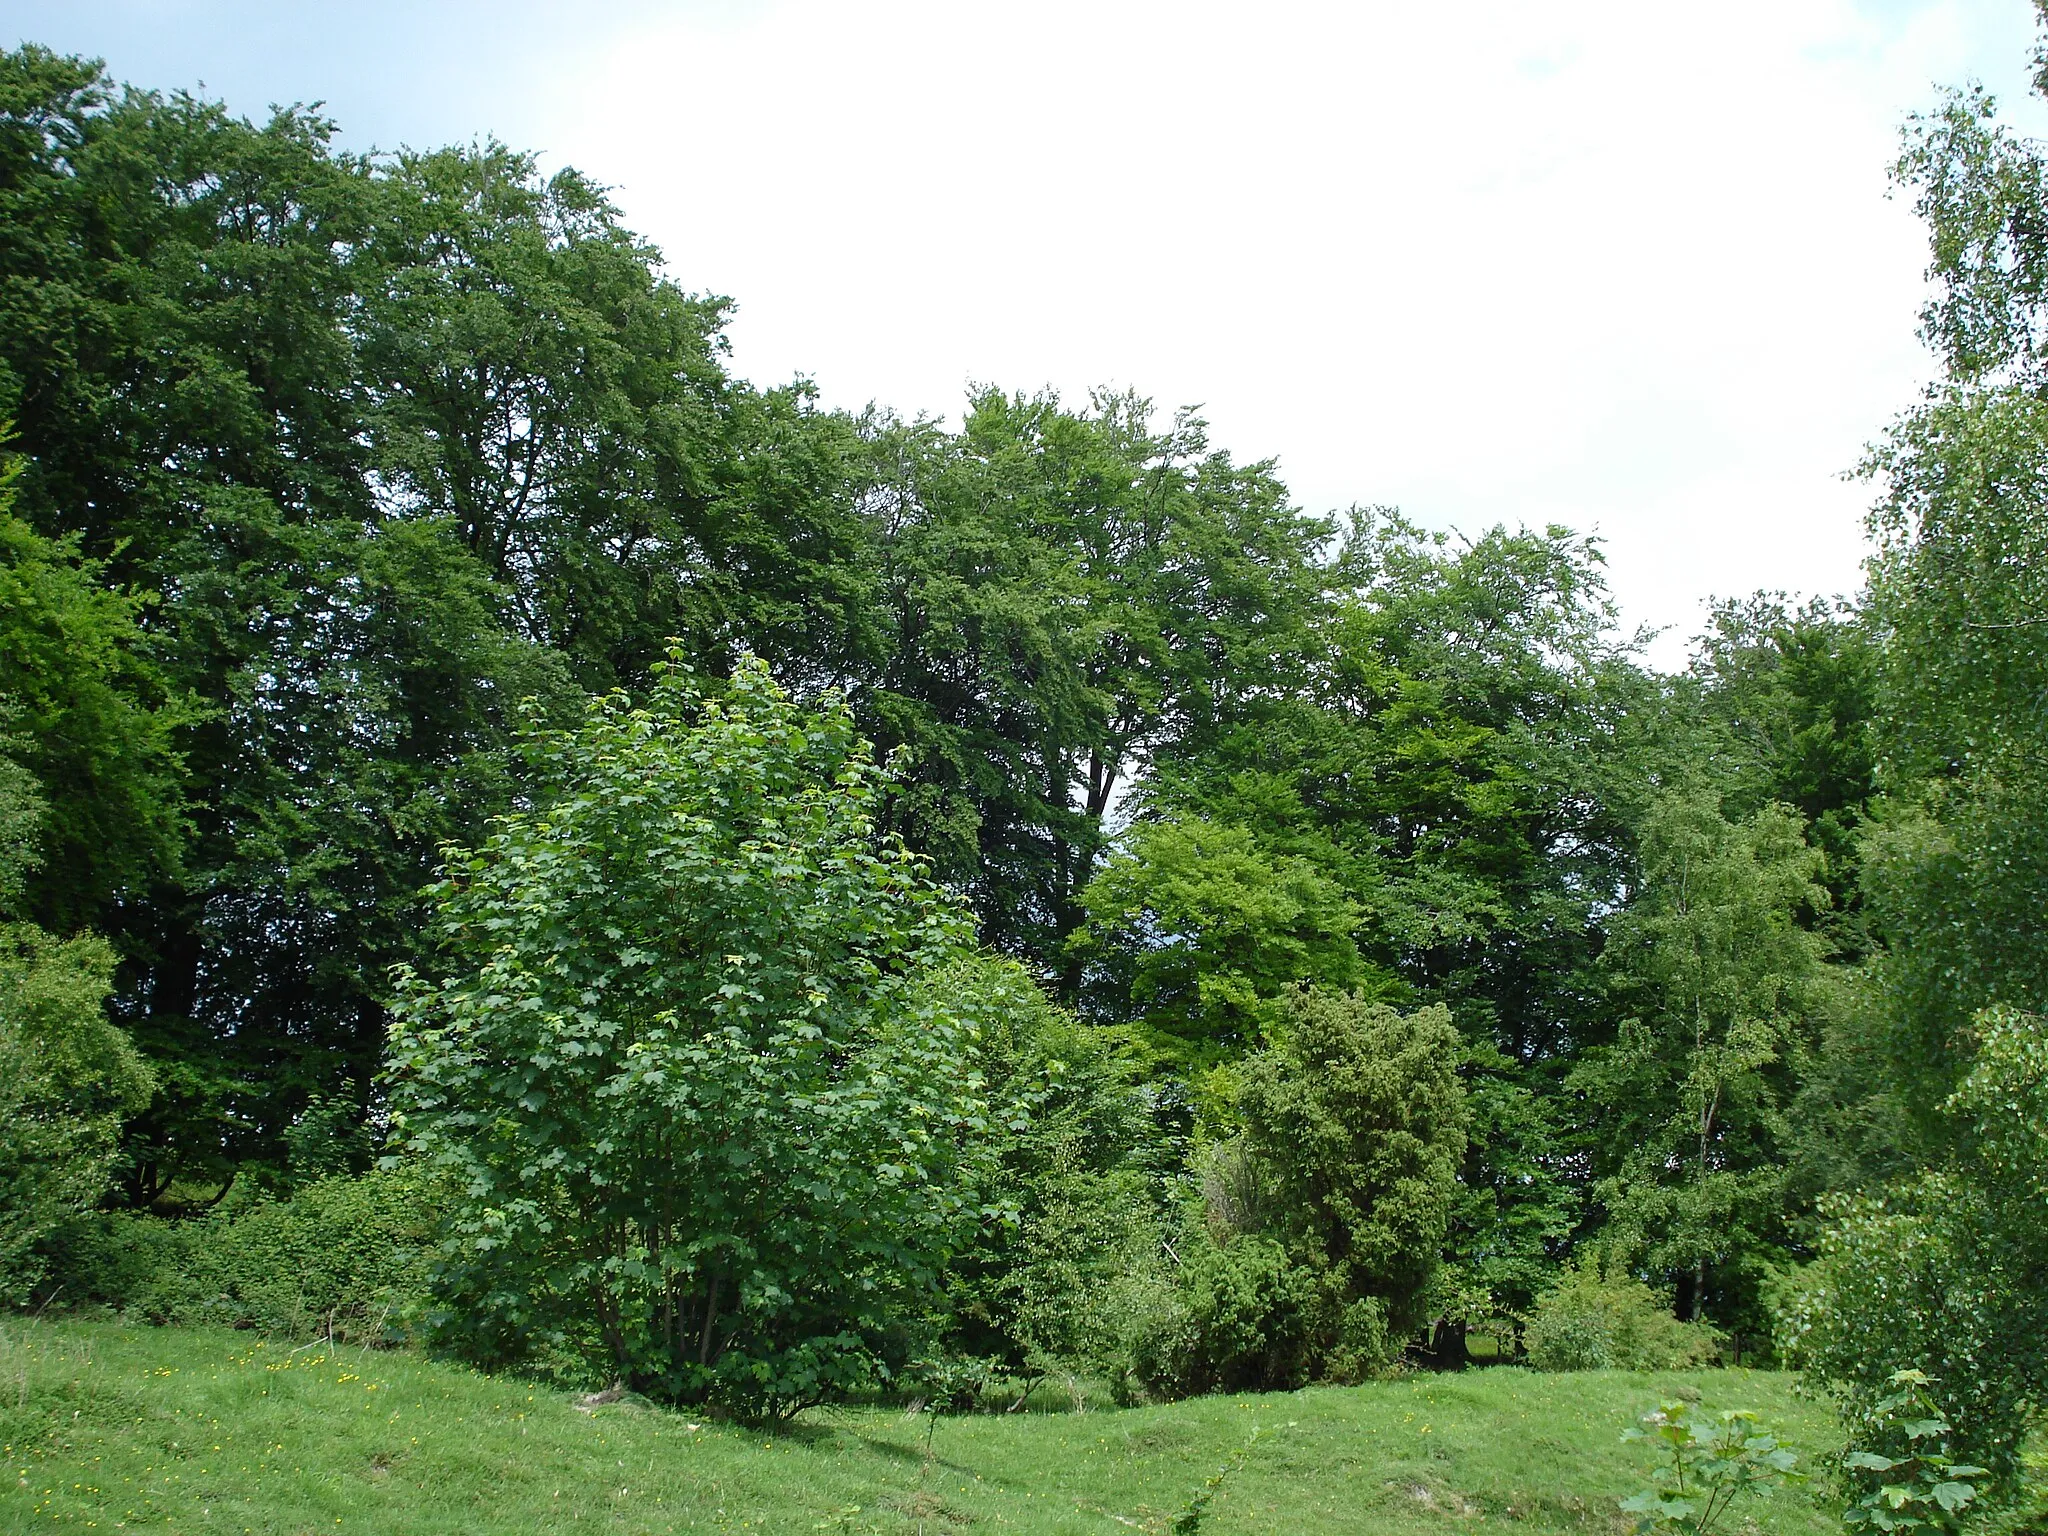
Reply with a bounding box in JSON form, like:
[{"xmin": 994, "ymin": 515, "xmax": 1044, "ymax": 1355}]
[
  {"xmin": 1839, "ymin": 1370, "xmax": 1987, "ymax": 1534},
  {"xmin": 1621, "ymin": 1400, "xmax": 1801, "ymax": 1536}
]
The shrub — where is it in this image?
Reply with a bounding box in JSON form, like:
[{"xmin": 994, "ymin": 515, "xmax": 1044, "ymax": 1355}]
[
  {"xmin": 0, "ymin": 923, "xmax": 153, "ymax": 1300},
  {"xmin": 989, "ymin": 1162, "xmax": 1170, "ymax": 1388},
  {"xmin": 1234, "ymin": 988, "xmax": 1468, "ymax": 1349},
  {"xmin": 1131, "ymin": 1233, "xmax": 1325, "ymax": 1397},
  {"xmin": 47, "ymin": 1167, "xmax": 435, "ymax": 1340},
  {"xmin": 388, "ymin": 658, "xmax": 998, "ymax": 1418},
  {"xmin": 928, "ymin": 953, "xmax": 1172, "ymax": 1394},
  {"xmin": 1526, "ymin": 1259, "xmax": 1721, "ymax": 1371},
  {"xmin": 1619, "ymin": 1400, "xmax": 1800, "ymax": 1535},
  {"xmin": 1778, "ymin": 1005, "xmax": 2048, "ymax": 1488},
  {"xmin": 1776, "ymin": 1178, "xmax": 2038, "ymax": 1486},
  {"xmin": 1839, "ymin": 1370, "xmax": 1988, "ymax": 1535}
]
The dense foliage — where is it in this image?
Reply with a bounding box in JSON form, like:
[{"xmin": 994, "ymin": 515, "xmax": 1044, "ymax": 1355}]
[
  {"xmin": 388, "ymin": 660, "xmax": 996, "ymax": 1415},
  {"xmin": 1233, "ymin": 991, "xmax": 1467, "ymax": 1356},
  {"xmin": 1524, "ymin": 1260, "xmax": 1721, "ymax": 1373},
  {"xmin": 0, "ymin": 15, "xmax": 2044, "ymax": 1477},
  {"xmin": 48, "ymin": 1168, "xmax": 433, "ymax": 1340}
]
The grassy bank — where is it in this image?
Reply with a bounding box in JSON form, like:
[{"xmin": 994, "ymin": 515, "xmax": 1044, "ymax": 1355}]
[{"xmin": 1, "ymin": 1318, "xmax": 1842, "ymax": 1534}]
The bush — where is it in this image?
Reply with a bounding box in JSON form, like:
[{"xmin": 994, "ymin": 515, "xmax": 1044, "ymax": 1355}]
[
  {"xmin": 1778, "ymin": 1006, "xmax": 2048, "ymax": 1489},
  {"xmin": 0, "ymin": 923, "xmax": 153, "ymax": 1300},
  {"xmin": 985, "ymin": 1162, "xmax": 1169, "ymax": 1385},
  {"xmin": 389, "ymin": 658, "xmax": 997, "ymax": 1418},
  {"xmin": 1234, "ymin": 988, "xmax": 1468, "ymax": 1348},
  {"xmin": 1115, "ymin": 1221, "xmax": 1396, "ymax": 1402},
  {"xmin": 47, "ymin": 1167, "xmax": 435, "ymax": 1341},
  {"xmin": 1525, "ymin": 1259, "xmax": 1721, "ymax": 1371},
  {"xmin": 929, "ymin": 953, "xmax": 1173, "ymax": 1394},
  {"xmin": 1619, "ymin": 1399, "xmax": 1801, "ymax": 1535},
  {"xmin": 1130, "ymin": 1233, "xmax": 1325, "ymax": 1398},
  {"xmin": 1839, "ymin": 1370, "xmax": 1987, "ymax": 1536},
  {"xmin": 1777, "ymin": 1178, "xmax": 2039, "ymax": 1486}
]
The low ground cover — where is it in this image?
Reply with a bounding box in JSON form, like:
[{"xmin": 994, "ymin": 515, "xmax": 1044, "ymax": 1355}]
[{"xmin": 1, "ymin": 1319, "xmax": 1844, "ymax": 1535}]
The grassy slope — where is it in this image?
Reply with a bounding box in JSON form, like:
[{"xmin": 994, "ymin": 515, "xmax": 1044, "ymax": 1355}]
[{"xmin": 1, "ymin": 1319, "xmax": 1842, "ymax": 1535}]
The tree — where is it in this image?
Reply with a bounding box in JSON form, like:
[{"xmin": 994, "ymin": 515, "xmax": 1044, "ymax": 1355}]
[
  {"xmin": 1783, "ymin": 21, "xmax": 2048, "ymax": 1507},
  {"xmin": 1860, "ymin": 381, "xmax": 2048, "ymax": 1129},
  {"xmin": 388, "ymin": 658, "xmax": 997, "ymax": 1417},
  {"xmin": 853, "ymin": 389, "xmax": 1334, "ymax": 971},
  {"xmin": 1856, "ymin": 62, "xmax": 2048, "ymax": 1126},
  {"xmin": 1782, "ymin": 1006, "xmax": 2048, "ymax": 1490},
  {"xmin": 1689, "ymin": 596, "xmax": 1877, "ymax": 932},
  {"xmin": 357, "ymin": 142, "xmax": 876, "ymax": 687},
  {"xmin": 1069, "ymin": 816, "xmax": 1366, "ymax": 1072},
  {"xmin": 0, "ymin": 451, "xmax": 189, "ymax": 937},
  {"xmin": 1576, "ymin": 791, "xmax": 1834, "ymax": 1330},
  {"xmin": 1147, "ymin": 513, "xmax": 1639, "ymax": 1323},
  {"xmin": 1234, "ymin": 988, "xmax": 1468, "ymax": 1355},
  {"xmin": 0, "ymin": 450, "xmax": 176, "ymax": 1267},
  {"xmin": 0, "ymin": 48, "xmax": 882, "ymax": 1193}
]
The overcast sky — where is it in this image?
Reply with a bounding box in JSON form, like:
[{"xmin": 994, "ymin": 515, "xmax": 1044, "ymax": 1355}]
[{"xmin": 11, "ymin": 0, "xmax": 2047, "ymax": 663}]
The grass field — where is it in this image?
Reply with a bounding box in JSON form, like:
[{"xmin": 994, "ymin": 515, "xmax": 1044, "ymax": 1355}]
[{"xmin": 1, "ymin": 1318, "xmax": 1845, "ymax": 1535}]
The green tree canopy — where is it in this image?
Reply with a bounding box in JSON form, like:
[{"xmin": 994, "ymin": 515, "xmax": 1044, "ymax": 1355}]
[
  {"xmin": 1070, "ymin": 816, "xmax": 1366, "ymax": 1071},
  {"xmin": 854, "ymin": 389, "xmax": 1334, "ymax": 969},
  {"xmin": 1576, "ymin": 791, "xmax": 1835, "ymax": 1328}
]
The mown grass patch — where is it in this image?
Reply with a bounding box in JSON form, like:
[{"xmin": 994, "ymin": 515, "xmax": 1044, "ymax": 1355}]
[{"xmin": 0, "ymin": 1318, "xmax": 1843, "ymax": 1534}]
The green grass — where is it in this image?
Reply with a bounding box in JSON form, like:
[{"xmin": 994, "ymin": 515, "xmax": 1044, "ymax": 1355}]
[{"xmin": 1, "ymin": 1318, "xmax": 1844, "ymax": 1534}]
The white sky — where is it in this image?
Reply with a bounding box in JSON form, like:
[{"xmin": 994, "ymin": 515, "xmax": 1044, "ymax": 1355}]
[{"xmin": 12, "ymin": 0, "xmax": 2048, "ymax": 665}]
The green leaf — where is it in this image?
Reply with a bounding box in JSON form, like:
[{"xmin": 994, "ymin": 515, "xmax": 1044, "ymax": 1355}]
[{"xmin": 1930, "ymin": 1482, "xmax": 1976, "ymax": 1512}]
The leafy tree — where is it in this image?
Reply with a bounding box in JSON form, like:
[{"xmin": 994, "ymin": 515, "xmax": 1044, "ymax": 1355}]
[
  {"xmin": 1786, "ymin": 23, "xmax": 2048, "ymax": 1506},
  {"xmin": 1856, "ymin": 55, "xmax": 2048, "ymax": 1126},
  {"xmin": 1782, "ymin": 1006, "xmax": 2048, "ymax": 1488},
  {"xmin": 0, "ymin": 47, "xmax": 884, "ymax": 1194},
  {"xmin": 0, "ymin": 923, "xmax": 154, "ymax": 1298},
  {"xmin": 1070, "ymin": 816, "xmax": 1366, "ymax": 1071},
  {"xmin": 1157, "ymin": 512, "xmax": 1636, "ymax": 1044},
  {"xmin": 1233, "ymin": 988, "xmax": 1468, "ymax": 1355},
  {"xmin": 0, "ymin": 454, "xmax": 190, "ymax": 935},
  {"xmin": 0, "ymin": 451, "xmax": 179, "ymax": 1261},
  {"xmin": 0, "ymin": 49, "xmax": 523, "ymax": 1190},
  {"xmin": 1680, "ymin": 606, "xmax": 1904, "ymax": 1220},
  {"xmin": 1689, "ymin": 596, "xmax": 1877, "ymax": 930},
  {"xmin": 855, "ymin": 390, "xmax": 1334, "ymax": 970},
  {"xmin": 1576, "ymin": 791, "xmax": 1835, "ymax": 1329},
  {"xmin": 1859, "ymin": 381, "xmax": 2048, "ymax": 1130},
  {"xmin": 388, "ymin": 658, "xmax": 998, "ymax": 1417},
  {"xmin": 357, "ymin": 142, "xmax": 876, "ymax": 686},
  {"xmin": 1148, "ymin": 514, "xmax": 1638, "ymax": 1324}
]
